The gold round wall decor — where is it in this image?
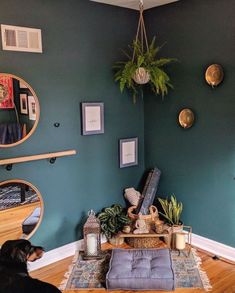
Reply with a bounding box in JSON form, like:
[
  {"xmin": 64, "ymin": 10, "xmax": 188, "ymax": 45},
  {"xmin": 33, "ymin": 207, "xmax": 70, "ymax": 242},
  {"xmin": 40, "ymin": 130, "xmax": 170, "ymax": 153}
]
[
  {"xmin": 205, "ymin": 64, "xmax": 224, "ymax": 87},
  {"xmin": 178, "ymin": 108, "xmax": 195, "ymax": 129}
]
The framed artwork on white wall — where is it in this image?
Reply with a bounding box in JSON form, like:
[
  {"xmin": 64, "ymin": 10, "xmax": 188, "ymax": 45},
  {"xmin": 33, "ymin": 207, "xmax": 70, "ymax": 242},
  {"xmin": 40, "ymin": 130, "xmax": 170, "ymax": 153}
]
[
  {"xmin": 20, "ymin": 94, "xmax": 28, "ymax": 114},
  {"xmin": 28, "ymin": 95, "xmax": 36, "ymax": 120}
]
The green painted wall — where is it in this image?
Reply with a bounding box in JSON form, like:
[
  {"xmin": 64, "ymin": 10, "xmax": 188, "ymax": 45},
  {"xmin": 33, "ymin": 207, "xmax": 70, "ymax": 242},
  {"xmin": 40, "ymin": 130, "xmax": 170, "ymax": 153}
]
[
  {"xmin": 145, "ymin": 0, "xmax": 235, "ymax": 246},
  {"xmin": 1, "ymin": 0, "xmax": 234, "ymax": 250},
  {"xmin": 0, "ymin": 0, "xmax": 144, "ymax": 250}
]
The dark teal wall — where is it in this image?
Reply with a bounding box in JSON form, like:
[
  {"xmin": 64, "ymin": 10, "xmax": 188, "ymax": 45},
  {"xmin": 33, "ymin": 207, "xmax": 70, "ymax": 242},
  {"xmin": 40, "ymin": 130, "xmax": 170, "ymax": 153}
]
[
  {"xmin": 0, "ymin": 0, "xmax": 144, "ymax": 250},
  {"xmin": 145, "ymin": 0, "xmax": 235, "ymax": 246},
  {"xmin": 1, "ymin": 0, "xmax": 234, "ymax": 250}
]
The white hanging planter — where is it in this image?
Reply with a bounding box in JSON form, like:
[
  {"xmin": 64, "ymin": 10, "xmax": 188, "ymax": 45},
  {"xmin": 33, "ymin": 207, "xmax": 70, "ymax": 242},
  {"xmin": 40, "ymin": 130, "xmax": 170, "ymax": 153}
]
[{"xmin": 132, "ymin": 67, "xmax": 150, "ymax": 84}]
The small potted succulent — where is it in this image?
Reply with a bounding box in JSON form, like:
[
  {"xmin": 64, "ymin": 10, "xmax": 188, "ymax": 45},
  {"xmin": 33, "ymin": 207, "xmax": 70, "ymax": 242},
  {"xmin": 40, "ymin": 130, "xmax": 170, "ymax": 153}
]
[
  {"xmin": 98, "ymin": 204, "xmax": 130, "ymax": 245},
  {"xmin": 113, "ymin": 37, "xmax": 176, "ymax": 103}
]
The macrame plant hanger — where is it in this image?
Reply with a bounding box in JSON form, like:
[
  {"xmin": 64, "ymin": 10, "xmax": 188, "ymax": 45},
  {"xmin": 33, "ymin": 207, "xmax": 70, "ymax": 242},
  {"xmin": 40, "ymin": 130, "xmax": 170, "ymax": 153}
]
[{"xmin": 132, "ymin": 0, "xmax": 151, "ymax": 85}]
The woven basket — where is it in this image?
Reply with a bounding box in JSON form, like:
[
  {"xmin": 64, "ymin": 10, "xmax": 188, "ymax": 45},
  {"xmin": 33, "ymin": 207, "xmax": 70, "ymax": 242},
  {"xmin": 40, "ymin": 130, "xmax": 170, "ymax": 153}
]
[
  {"xmin": 126, "ymin": 237, "xmax": 161, "ymax": 248},
  {"xmin": 128, "ymin": 205, "xmax": 158, "ymax": 221}
]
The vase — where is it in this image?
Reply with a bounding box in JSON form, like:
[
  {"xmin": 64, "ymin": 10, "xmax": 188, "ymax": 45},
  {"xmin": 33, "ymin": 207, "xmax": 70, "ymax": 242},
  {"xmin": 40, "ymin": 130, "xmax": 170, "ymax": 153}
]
[
  {"xmin": 108, "ymin": 235, "xmax": 124, "ymax": 246},
  {"xmin": 132, "ymin": 67, "xmax": 150, "ymax": 84}
]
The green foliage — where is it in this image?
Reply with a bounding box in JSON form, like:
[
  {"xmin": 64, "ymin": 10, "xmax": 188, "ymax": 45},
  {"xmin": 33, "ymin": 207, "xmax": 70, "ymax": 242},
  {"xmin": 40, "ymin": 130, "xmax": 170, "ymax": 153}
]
[
  {"xmin": 114, "ymin": 37, "xmax": 177, "ymax": 102},
  {"xmin": 97, "ymin": 204, "xmax": 130, "ymax": 239},
  {"xmin": 158, "ymin": 195, "xmax": 183, "ymax": 225}
]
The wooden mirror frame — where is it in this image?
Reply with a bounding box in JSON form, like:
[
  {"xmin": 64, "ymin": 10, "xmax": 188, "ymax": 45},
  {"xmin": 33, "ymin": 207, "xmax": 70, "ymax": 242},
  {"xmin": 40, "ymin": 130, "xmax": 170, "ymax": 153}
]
[
  {"xmin": 0, "ymin": 73, "xmax": 40, "ymax": 148},
  {"xmin": 0, "ymin": 179, "xmax": 44, "ymax": 245}
]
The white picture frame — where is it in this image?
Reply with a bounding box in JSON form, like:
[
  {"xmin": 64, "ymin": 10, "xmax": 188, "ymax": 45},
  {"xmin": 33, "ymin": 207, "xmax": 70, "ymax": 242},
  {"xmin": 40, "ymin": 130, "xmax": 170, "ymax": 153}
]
[
  {"xmin": 119, "ymin": 137, "xmax": 138, "ymax": 168},
  {"xmin": 28, "ymin": 95, "xmax": 37, "ymax": 120},
  {"xmin": 81, "ymin": 102, "xmax": 104, "ymax": 135}
]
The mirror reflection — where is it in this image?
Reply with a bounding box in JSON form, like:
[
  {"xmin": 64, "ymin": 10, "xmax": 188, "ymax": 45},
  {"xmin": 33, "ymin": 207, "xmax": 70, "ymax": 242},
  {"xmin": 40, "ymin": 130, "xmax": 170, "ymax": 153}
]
[
  {"xmin": 0, "ymin": 74, "xmax": 40, "ymax": 147},
  {"xmin": 0, "ymin": 180, "xmax": 43, "ymax": 246}
]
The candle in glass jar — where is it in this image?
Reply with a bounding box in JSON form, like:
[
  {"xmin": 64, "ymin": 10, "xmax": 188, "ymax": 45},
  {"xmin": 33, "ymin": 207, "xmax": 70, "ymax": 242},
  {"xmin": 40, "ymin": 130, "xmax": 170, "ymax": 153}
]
[
  {"xmin": 175, "ymin": 232, "xmax": 186, "ymax": 250},
  {"xmin": 86, "ymin": 233, "xmax": 97, "ymax": 255}
]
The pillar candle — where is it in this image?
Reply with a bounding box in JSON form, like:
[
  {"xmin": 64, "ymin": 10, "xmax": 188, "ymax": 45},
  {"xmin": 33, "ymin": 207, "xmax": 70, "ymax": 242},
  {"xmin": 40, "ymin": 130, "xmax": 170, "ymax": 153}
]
[
  {"xmin": 175, "ymin": 232, "xmax": 186, "ymax": 250},
  {"xmin": 86, "ymin": 233, "xmax": 97, "ymax": 255}
]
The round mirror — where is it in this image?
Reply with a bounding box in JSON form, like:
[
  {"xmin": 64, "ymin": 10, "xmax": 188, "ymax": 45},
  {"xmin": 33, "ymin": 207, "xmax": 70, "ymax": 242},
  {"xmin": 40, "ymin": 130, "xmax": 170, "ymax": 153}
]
[
  {"xmin": 0, "ymin": 73, "xmax": 40, "ymax": 147},
  {"xmin": 178, "ymin": 108, "xmax": 195, "ymax": 129},
  {"xmin": 0, "ymin": 179, "xmax": 43, "ymax": 246}
]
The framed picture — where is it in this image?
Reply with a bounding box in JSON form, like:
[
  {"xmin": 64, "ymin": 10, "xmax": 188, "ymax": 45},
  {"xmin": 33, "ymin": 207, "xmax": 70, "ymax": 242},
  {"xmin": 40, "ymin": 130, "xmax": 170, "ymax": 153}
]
[
  {"xmin": 0, "ymin": 76, "xmax": 14, "ymax": 109},
  {"xmin": 20, "ymin": 94, "xmax": 28, "ymax": 114},
  {"xmin": 119, "ymin": 137, "xmax": 138, "ymax": 168},
  {"xmin": 28, "ymin": 95, "xmax": 37, "ymax": 120},
  {"xmin": 81, "ymin": 102, "xmax": 104, "ymax": 135}
]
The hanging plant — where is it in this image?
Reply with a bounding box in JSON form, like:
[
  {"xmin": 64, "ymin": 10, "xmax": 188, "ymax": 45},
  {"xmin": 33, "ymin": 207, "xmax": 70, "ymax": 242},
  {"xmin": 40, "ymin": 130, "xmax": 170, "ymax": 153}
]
[{"xmin": 113, "ymin": 2, "xmax": 177, "ymax": 102}]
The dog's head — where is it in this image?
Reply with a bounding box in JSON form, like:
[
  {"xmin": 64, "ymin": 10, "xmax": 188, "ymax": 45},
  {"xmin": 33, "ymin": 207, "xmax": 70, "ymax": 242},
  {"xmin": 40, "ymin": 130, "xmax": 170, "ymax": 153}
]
[{"xmin": 0, "ymin": 240, "xmax": 44, "ymax": 264}]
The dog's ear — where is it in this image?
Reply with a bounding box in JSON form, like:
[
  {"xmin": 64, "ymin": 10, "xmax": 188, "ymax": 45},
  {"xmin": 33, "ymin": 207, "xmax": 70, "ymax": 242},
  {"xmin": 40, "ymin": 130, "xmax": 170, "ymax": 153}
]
[{"xmin": 11, "ymin": 247, "xmax": 28, "ymax": 263}]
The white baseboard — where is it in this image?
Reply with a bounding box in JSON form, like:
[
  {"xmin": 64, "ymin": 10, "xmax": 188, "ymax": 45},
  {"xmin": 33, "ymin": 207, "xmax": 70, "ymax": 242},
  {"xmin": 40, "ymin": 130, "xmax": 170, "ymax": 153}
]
[
  {"xmin": 29, "ymin": 233, "xmax": 235, "ymax": 271},
  {"xmin": 191, "ymin": 233, "xmax": 235, "ymax": 262},
  {"xmin": 28, "ymin": 240, "xmax": 84, "ymax": 271}
]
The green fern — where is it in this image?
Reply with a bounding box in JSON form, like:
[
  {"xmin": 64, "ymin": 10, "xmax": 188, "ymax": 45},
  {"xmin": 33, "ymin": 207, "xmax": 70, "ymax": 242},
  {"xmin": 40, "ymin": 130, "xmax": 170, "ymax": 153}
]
[{"xmin": 114, "ymin": 36, "xmax": 177, "ymax": 102}]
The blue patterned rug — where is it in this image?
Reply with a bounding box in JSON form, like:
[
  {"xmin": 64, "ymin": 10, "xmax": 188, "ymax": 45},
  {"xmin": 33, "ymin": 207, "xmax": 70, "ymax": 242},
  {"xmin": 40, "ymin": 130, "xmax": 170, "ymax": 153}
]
[
  {"xmin": 0, "ymin": 185, "xmax": 39, "ymax": 210},
  {"xmin": 60, "ymin": 248, "xmax": 211, "ymax": 291}
]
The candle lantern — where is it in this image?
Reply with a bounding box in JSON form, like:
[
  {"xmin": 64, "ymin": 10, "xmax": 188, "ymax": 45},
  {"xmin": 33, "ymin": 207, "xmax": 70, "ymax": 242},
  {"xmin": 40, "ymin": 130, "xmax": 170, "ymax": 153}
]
[
  {"xmin": 175, "ymin": 225, "xmax": 192, "ymax": 257},
  {"xmin": 83, "ymin": 210, "xmax": 101, "ymax": 260}
]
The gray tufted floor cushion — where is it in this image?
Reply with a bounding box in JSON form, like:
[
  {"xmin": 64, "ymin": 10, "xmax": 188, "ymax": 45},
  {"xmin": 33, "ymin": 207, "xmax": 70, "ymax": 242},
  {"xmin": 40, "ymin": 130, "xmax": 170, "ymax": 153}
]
[{"xmin": 106, "ymin": 248, "xmax": 175, "ymax": 291}]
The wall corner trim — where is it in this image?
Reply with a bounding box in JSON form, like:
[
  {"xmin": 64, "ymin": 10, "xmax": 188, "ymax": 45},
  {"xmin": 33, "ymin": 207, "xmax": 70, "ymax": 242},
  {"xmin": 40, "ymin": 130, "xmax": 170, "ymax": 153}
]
[{"xmin": 29, "ymin": 233, "xmax": 235, "ymax": 271}]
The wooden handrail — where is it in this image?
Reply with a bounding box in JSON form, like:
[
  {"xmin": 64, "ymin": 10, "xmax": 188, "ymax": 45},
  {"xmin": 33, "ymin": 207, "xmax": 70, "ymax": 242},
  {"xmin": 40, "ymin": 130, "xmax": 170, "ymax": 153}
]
[{"xmin": 0, "ymin": 150, "xmax": 77, "ymax": 167}]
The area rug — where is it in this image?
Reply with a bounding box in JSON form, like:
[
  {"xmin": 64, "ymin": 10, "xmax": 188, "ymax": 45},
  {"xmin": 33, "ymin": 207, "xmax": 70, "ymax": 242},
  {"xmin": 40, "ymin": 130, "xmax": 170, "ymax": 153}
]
[{"xmin": 59, "ymin": 248, "xmax": 212, "ymax": 291}]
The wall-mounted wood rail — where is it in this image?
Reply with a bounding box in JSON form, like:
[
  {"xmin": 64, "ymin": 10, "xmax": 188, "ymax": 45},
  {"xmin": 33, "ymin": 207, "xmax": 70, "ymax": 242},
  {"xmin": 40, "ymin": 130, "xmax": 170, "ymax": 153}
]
[{"xmin": 0, "ymin": 150, "xmax": 77, "ymax": 170}]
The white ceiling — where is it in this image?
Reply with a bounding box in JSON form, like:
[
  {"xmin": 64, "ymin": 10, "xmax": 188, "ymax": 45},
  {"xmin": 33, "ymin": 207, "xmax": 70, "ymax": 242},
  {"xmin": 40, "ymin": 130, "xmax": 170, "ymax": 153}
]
[{"xmin": 90, "ymin": 0, "xmax": 179, "ymax": 10}]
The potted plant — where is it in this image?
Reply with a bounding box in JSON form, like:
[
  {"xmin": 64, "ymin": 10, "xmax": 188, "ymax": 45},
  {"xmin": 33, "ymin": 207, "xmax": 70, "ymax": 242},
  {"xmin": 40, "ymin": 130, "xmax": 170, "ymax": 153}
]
[
  {"xmin": 97, "ymin": 204, "xmax": 130, "ymax": 245},
  {"xmin": 158, "ymin": 194, "xmax": 183, "ymax": 228},
  {"xmin": 113, "ymin": 37, "xmax": 176, "ymax": 102}
]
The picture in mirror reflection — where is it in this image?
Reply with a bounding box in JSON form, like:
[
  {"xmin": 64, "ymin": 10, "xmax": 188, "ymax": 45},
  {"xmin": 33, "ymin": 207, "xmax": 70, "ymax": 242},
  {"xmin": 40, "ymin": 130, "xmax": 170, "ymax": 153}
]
[
  {"xmin": 0, "ymin": 74, "xmax": 39, "ymax": 145},
  {"xmin": 0, "ymin": 181, "xmax": 43, "ymax": 246}
]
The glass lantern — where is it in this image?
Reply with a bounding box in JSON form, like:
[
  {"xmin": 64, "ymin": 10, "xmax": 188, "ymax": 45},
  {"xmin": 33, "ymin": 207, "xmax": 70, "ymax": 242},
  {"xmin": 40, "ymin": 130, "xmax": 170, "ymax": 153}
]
[
  {"xmin": 83, "ymin": 210, "xmax": 101, "ymax": 260},
  {"xmin": 175, "ymin": 225, "xmax": 192, "ymax": 257}
]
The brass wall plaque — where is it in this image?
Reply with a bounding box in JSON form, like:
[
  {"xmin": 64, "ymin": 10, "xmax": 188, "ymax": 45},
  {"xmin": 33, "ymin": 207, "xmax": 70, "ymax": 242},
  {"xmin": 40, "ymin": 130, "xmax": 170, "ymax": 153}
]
[
  {"xmin": 205, "ymin": 64, "xmax": 224, "ymax": 87},
  {"xmin": 179, "ymin": 109, "xmax": 195, "ymax": 129}
]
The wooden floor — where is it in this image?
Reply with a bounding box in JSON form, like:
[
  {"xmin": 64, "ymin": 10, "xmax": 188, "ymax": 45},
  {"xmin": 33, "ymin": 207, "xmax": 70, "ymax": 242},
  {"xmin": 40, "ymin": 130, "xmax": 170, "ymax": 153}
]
[
  {"xmin": 31, "ymin": 243, "xmax": 235, "ymax": 293},
  {"xmin": 0, "ymin": 201, "xmax": 40, "ymax": 245}
]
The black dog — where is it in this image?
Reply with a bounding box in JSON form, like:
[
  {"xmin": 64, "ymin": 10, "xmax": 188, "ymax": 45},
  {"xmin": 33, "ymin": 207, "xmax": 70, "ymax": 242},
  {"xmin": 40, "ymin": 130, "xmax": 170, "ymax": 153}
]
[{"xmin": 0, "ymin": 239, "xmax": 61, "ymax": 293}]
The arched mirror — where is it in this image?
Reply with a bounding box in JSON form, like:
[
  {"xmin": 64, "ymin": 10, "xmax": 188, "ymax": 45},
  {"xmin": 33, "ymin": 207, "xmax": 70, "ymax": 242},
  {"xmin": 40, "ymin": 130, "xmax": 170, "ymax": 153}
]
[
  {"xmin": 0, "ymin": 73, "xmax": 40, "ymax": 147},
  {"xmin": 0, "ymin": 179, "xmax": 43, "ymax": 246}
]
